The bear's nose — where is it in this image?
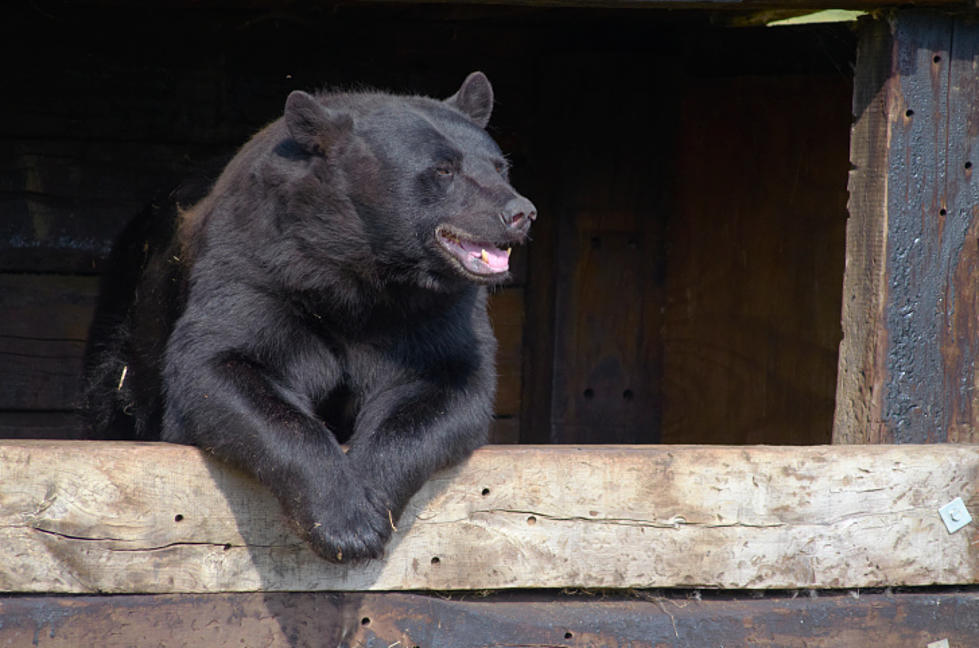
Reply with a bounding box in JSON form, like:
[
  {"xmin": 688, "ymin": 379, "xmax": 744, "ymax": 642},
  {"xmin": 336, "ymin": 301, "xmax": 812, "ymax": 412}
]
[{"xmin": 501, "ymin": 196, "xmax": 537, "ymax": 232}]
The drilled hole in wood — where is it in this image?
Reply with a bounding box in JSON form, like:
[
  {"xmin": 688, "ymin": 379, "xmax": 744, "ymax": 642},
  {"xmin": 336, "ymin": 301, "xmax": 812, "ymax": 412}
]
[
  {"xmin": 481, "ymin": 487, "xmax": 491, "ymax": 496},
  {"xmin": 966, "ymin": 161, "xmax": 973, "ymax": 170},
  {"xmin": 565, "ymin": 632, "xmax": 574, "ymax": 639},
  {"xmin": 527, "ymin": 515, "xmax": 537, "ymax": 525},
  {"xmin": 906, "ymin": 109, "xmax": 914, "ymax": 117},
  {"xmin": 940, "ymin": 208, "xmax": 948, "ymax": 216},
  {"xmin": 583, "ymin": 388, "xmax": 594, "ymax": 399},
  {"xmin": 174, "ymin": 514, "xmax": 184, "ymax": 523},
  {"xmin": 590, "ymin": 236, "xmax": 601, "ymax": 249},
  {"xmin": 431, "ymin": 556, "xmax": 441, "ymax": 566},
  {"xmin": 622, "ymin": 389, "xmax": 634, "ymax": 401},
  {"xmin": 223, "ymin": 543, "xmax": 232, "ymax": 551},
  {"xmin": 361, "ymin": 617, "xmax": 371, "ymax": 626},
  {"xmin": 934, "ymin": 54, "xmax": 942, "ymax": 63}
]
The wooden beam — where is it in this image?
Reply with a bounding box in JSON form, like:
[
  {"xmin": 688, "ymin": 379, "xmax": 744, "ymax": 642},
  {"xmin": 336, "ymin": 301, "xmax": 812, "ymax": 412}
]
[
  {"xmin": 835, "ymin": 12, "xmax": 979, "ymax": 444},
  {"xmin": 1, "ymin": 442, "xmax": 977, "ymax": 593},
  {"xmin": 2, "ymin": 589, "xmax": 978, "ymax": 647}
]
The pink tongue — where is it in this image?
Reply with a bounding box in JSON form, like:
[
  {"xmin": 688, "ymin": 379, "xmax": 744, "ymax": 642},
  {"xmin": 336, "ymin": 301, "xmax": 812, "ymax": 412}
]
[{"xmin": 459, "ymin": 239, "xmax": 509, "ymax": 272}]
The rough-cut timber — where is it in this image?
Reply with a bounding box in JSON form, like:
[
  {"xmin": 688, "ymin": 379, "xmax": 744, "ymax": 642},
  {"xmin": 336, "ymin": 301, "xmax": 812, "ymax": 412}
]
[
  {"xmin": 2, "ymin": 589, "xmax": 978, "ymax": 648},
  {"xmin": 1, "ymin": 442, "xmax": 977, "ymax": 593},
  {"xmin": 835, "ymin": 12, "xmax": 979, "ymax": 444}
]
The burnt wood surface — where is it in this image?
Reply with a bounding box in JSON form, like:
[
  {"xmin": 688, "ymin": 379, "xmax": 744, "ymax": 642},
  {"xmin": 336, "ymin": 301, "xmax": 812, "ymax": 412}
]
[
  {"xmin": 1, "ymin": 589, "xmax": 977, "ymax": 647},
  {"xmin": 835, "ymin": 12, "xmax": 979, "ymax": 444}
]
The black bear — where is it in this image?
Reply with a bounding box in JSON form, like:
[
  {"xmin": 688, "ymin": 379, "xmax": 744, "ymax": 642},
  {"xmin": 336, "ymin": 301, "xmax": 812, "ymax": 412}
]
[{"xmin": 83, "ymin": 72, "xmax": 535, "ymax": 563}]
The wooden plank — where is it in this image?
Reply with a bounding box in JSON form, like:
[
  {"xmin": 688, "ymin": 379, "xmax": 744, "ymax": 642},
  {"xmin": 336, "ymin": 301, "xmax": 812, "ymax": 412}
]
[
  {"xmin": 41, "ymin": 0, "xmax": 974, "ymax": 8},
  {"xmin": 0, "ymin": 275, "xmax": 99, "ymax": 411},
  {"xmin": 0, "ymin": 413, "xmax": 88, "ymax": 439},
  {"xmin": 1, "ymin": 590, "xmax": 978, "ymax": 647},
  {"xmin": 663, "ymin": 75, "xmax": 849, "ymax": 445},
  {"xmin": 547, "ymin": 53, "xmax": 668, "ymax": 444},
  {"xmin": 487, "ymin": 287, "xmax": 524, "ymax": 418},
  {"xmin": 0, "ymin": 141, "xmax": 225, "ymax": 273},
  {"xmin": 1, "ymin": 441, "xmax": 977, "ymax": 593},
  {"xmin": 834, "ymin": 13, "xmax": 979, "ymax": 444},
  {"xmin": 0, "ymin": 274, "xmax": 522, "ymax": 422}
]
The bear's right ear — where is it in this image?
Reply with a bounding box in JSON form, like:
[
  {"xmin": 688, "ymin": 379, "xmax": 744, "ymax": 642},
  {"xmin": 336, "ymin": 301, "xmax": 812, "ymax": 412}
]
[{"xmin": 284, "ymin": 91, "xmax": 353, "ymax": 155}]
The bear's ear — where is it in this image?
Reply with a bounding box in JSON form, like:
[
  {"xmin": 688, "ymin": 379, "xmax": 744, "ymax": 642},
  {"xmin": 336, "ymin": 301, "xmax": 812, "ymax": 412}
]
[
  {"xmin": 445, "ymin": 71, "xmax": 494, "ymax": 129},
  {"xmin": 284, "ymin": 90, "xmax": 353, "ymax": 155}
]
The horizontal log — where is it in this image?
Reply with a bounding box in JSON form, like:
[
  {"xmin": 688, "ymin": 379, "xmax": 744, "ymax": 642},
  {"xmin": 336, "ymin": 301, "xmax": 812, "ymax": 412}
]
[
  {"xmin": 1, "ymin": 442, "xmax": 976, "ymax": 593},
  {"xmin": 1, "ymin": 589, "xmax": 978, "ymax": 647}
]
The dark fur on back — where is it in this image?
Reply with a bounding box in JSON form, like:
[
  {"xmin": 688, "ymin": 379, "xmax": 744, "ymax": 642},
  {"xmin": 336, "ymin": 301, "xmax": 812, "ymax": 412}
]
[{"xmin": 83, "ymin": 73, "xmax": 535, "ymax": 562}]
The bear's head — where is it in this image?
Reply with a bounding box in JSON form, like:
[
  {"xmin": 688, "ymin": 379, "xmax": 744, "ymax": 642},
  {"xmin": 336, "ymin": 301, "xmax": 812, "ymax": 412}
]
[{"xmin": 280, "ymin": 72, "xmax": 536, "ymax": 292}]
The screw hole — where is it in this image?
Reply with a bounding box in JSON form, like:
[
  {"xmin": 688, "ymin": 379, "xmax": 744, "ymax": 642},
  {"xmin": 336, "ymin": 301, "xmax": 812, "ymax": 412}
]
[
  {"xmin": 223, "ymin": 543, "xmax": 232, "ymax": 551},
  {"xmin": 906, "ymin": 109, "xmax": 915, "ymax": 117},
  {"xmin": 940, "ymin": 208, "xmax": 948, "ymax": 216},
  {"xmin": 622, "ymin": 389, "xmax": 634, "ymax": 401},
  {"xmin": 481, "ymin": 487, "xmax": 491, "ymax": 496},
  {"xmin": 934, "ymin": 54, "xmax": 942, "ymax": 63},
  {"xmin": 174, "ymin": 514, "xmax": 184, "ymax": 523},
  {"xmin": 431, "ymin": 556, "xmax": 441, "ymax": 566},
  {"xmin": 527, "ymin": 516, "xmax": 537, "ymax": 525},
  {"xmin": 565, "ymin": 632, "xmax": 573, "ymax": 639},
  {"xmin": 361, "ymin": 617, "xmax": 371, "ymax": 626},
  {"xmin": 583, "ymin": 388, "xmax": 594, "ymax": 399},
  {"xmin": 966, "ymin": 161, "xmax": 973, "ymax": 170}
]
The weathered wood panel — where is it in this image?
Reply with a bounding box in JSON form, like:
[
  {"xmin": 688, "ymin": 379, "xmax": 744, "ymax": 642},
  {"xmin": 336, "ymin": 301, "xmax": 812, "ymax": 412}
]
[
  {"xmin": 0, "ymin": 275, "xmax": 523, "ymax": 427},
  {"xmin": 0, "ymin": 275, "xmax": 99, "ymax": 412},
  {"xmin": 835, "ymin": 13, "xmax": 979, "ymax": 444},
  {"xmin": 1, "ymin": 590, "xmax": 978, "ymax": 648},
  {"xmin": 1, "ymin": 442, "xmax": 976, "ymax": 593},
  {"xmin": 663, "ymin": 75, "xmax": 849, "ymax": 445},
  {"xmin": 547, "ymin": 53, "xmax": 669, "ymax": 444}
]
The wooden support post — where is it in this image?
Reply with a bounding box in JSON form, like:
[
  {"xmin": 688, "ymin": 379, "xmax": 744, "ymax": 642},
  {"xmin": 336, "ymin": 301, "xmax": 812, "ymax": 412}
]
[{"xmin": 836, "ymin": 11, "xmax": 979, "ymax": 444}]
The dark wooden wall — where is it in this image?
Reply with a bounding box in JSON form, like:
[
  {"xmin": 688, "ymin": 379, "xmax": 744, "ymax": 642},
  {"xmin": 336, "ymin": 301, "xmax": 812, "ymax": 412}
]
[{"xmin": 0, "ymin": 2, "xmax": 853, "ymax": 445}]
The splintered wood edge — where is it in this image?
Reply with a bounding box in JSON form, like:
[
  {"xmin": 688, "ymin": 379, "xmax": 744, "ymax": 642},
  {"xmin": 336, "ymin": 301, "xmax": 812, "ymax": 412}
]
[{"xmin": 0, "ymin": 441, "xmax": 977, "ymax": 593}]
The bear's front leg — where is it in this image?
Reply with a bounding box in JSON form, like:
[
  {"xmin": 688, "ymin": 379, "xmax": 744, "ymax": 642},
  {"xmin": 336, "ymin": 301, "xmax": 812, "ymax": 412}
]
[
  {"xmin": 345, "ymin": 377, "xmax": 493, "ymax": 528},
  {"xmin": 164, "ymin": 343, "xmax": 393, "ymax": 563}
]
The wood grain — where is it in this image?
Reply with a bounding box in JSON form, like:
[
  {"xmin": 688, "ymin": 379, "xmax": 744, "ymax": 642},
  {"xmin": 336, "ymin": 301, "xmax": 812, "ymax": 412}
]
[
  {"xmin": 663, "ymin": 75, "xmax": 850, "ymax": 445},
  {"xmin": 834, "ymin": 13, "xmax": 979, "ymax": 443},
  {"xmin": 1, "ymin": 441, "xmax": 976, "ymax": 593},
  {"xmin": 2, "ymin": 590, "xmax": 979, "ymax": 648}
]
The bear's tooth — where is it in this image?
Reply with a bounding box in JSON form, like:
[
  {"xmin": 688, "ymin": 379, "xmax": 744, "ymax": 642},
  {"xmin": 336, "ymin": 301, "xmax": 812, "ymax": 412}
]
[
  {"xmin": 481, "ymin": 249, "xmax": 489, "ymax": 263},
  {"xmin": 506, "ymin": 247, "xmax": 512, "ymax": 257}
]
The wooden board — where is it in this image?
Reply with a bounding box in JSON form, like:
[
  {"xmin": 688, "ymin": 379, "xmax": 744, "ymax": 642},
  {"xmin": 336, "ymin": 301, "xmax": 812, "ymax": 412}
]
[
  {"xmin": 546, "ymin": 53, "xmax": 669, "ymax": 444},
  {"xmin": 663, "ymin": 75, "xmax": 850, "ymax": 445},
  {"xmin": 0, "ymin": 274, "xmax": 99, "ymax": 412},
  {"xmin": 0, "ymin": 274, "xmax": 523, "ymax": 426},
  {"xmin": 2, "ymin": 589, "xmax": 978, "ymax": 647},
  {"xmin": 834, "ymin": 12, "xmax": 979, "ymax": 444},
  {"xmin": 1, "ymin": 441, "xmax": 976, "ymax": 593}
]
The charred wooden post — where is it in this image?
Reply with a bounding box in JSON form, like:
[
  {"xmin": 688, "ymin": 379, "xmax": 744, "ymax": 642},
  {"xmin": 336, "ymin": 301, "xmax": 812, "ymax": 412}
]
[{"xmin": 835, "ymin": 11, "xmax": 979, "ymax": 444}]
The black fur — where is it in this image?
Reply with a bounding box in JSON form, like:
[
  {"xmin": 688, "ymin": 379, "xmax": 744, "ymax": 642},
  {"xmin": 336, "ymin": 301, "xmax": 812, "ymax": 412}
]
[{"xmin": 83, "ymin": 72, "xmax": 536, "ymax": 563}]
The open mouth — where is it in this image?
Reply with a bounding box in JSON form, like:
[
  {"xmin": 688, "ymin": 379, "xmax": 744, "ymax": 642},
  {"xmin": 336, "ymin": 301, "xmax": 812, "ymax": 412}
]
[{"xmin": 435, "ymin": 226, "xmax": 512, "ymax": 279}]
